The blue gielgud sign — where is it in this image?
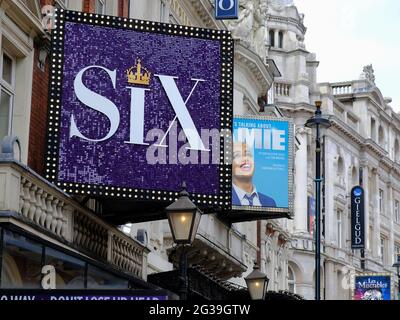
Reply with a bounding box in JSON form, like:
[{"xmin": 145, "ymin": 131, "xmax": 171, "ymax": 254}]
[
  {"xmin": 215, "ymin": 0, "xmax": 239, "ymax": 19},
  {"xmin": 351, "ymin": 186, "xmax": 365, "ymax": 249}
]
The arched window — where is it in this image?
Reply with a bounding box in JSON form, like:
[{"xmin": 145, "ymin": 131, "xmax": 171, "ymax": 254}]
[
  {"xmin": 288, "ymin": 266, "xmax": 296, "ymax": 293},
  {"xmin": 278, "ymin": 31, "xmax": 284, "ymax": 48},
  {"xmin": 269, "ymin": 30, "xmax": 275, "ymax": 47}
]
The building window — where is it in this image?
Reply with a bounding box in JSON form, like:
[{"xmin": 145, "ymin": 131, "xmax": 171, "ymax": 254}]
[
  {"xmin": 395, "ymin": 139, "xmax": 400, "ymax": 162},
  {"xmin": 378, "ymin": 126, "xmax": 385, "ymax": 147},
  {"xmin": 395, "ymin": 200, "xmax": 399, "ymax": 222},
  {"xmin": 269, "ymin": 30, "xmax": 275, "ymax": 47},
  {"xmin": 394, "ymin": 243, "xmax": 400, "ymax": 262},
  {"xmin": 87, "ymin": 264, "xmax": 129, "ymax": 289},
  {"xmin": 1, "ymin": 230, "xmax": 43, "ymax": 288},
  {"xmin": 278, "ymin": 31, "xmax": 284, "ymax": 48},
  {"xmin": 351, "ymin": 167, "xmax": 358, "ymax": 186},
  {"xmin": 95, "ymin": 0, "xmax": 105, "ymax": 14},
  {"xmin": 337, "ymin": 210, "xmax": 343, "ymax": 248},
  {"xmin": 0, "ymin": 51, "xmax": 15, "ymax": 141},
  {"xmin": 380, "ymin": 237, "xmax": 386, "ymax": 265},
  {"xmin": 379, "ymin": 189, "xmax": 384, "ymax": 214},
  {"xmin": 370, "ymin": 118, "xmax": 376, "ymax": 140},
  {"xmin": 45, "ymin": 247, "xmax": 85, "ymax": 289},
  {"xmin": 288, "ymin": 266, "xmax": 296, "ymax": 293},
  {"xmin": 0, "ymin": 228, "xmax": 134, "ymax": 290}
]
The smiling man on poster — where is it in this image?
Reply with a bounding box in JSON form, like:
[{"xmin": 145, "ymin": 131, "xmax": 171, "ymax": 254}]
[
  {"xmin": 231, "ymin": 116, "xmax": 292, "ymax": 212},
  {"xmin": 232, "ymin": 141, "xmax": 276, "ymax": 207}
]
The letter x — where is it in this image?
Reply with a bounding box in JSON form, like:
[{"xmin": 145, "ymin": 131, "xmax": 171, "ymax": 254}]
[{"xmin": 155, "ymin": 76, "xmax": 208, "ymax": 151}]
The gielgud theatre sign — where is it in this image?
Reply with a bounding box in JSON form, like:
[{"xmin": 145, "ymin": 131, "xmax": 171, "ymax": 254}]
[{"xmin": 44, "ymin": 9, "xmax": 233, "ymax": 214}]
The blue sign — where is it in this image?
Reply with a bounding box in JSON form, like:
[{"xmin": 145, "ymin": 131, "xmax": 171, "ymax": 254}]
[
  {"xmin": 215, "ymin": 0, "xmax": 239, "ymax": 19},
  {"xmin": 232, "ymin": 117, "xmax": 293, "ymax": 212},
  {"xmin": 354, "ymin": 275, "xmax": 391, "ymax": 300},
  {"xmin": 351, "ymin": 186, "xmax": 365, "ymax": 249}
]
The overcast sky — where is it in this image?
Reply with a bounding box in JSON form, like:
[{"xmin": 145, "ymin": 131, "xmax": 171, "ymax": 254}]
[{"xmin": 294, "ymin": 0, "xmax": 400, "ymax": 112}]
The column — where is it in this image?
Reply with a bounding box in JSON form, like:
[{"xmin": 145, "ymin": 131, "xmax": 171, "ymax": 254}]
[
  {"xmin": 275, "ymin": 30, "xmax": 280, "ymax": 48},
  {"xmin": 388, "ymin": 181, "xmax": 395, "ymax": 265},
  {"xmin": 324, "ymin": 137, "xmax": 335, "ymax": 244},
  {"xmin": 373, "ymin": 168, "xmax": 381, "ymax": 259},
  {"xmin": 294, "ymin": 128, "xmax": 308, "ymax": 233},
  {"xmin": 362, "ymin": 164, "xmax": 371, "ymax": 255},
  {"xmin": 324, "ymin": 260, "xmax": 336, "ymax": 300}
]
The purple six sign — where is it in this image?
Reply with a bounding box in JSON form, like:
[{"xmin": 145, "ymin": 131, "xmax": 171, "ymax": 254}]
[{"xmin": 45, "ymin": 10, "xmax": 233, "ymax": 210}]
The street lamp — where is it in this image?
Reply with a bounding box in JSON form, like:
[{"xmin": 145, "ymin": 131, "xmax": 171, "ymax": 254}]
[
  {"xmin": 305, "ymin": 100, "xmax": 331, "ymax": 301},
  {"xmin": 393, "ymin": 254, "xmax": 400, "ymax": 300},
  {"xmin": 245, "ymin": 262, "xmax": 269, "ymax": 300},
  {"xmin": 166, "ymin": 182, "xmax": 202, "ymax": 300}
]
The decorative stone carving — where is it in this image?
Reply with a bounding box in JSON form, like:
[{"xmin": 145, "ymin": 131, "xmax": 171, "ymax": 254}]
[
  {"xmin": 227, "ymin": 0, "xmax": 254, "ymax": 46},
  {"xmin": 359, "ymin": 64, "xmax": 376, "ymax": 85},
  {"xmin": 295, "ymin": 33, "xmax": 305, "ymax": 49},
  {"xmin": 254, "ymin": 0, "xmax": 268, "ymax": 60},
  {"xmin": 227, "ymin": 0, "xmax": 268, "ymax": 60}
]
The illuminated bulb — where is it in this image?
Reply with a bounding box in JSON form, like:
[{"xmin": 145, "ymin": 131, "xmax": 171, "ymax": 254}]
[
  {"xmin": 180, "ymin": 216, "xmax": 187, "ymax": 223},
  {"xmin": 255, "ymin": 282, "xmax": 260, "ymax": 287}
]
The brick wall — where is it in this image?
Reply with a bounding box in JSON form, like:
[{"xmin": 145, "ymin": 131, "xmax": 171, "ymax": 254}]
[
  {"xmin": 119, "ymin": 0, "xmax": 129, "ymax": 17},
  {"xmin": 40, "ymin": 0, "xmax": 54, "ymax": 6},
  {"xmin": 83, "ymin": 0, "xmax": 95, "ymax": 13},
  {"xmin": 28, "ymin": 45, "xmax": 50, "ymax": 175},
  {"xmin": 29, "ymin": 0, "xmax": 128, "ymax": 175}
]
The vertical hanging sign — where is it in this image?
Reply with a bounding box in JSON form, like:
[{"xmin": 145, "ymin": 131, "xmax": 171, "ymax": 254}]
[
  {"xmin": 215, "ymin": 0, "xmax": 239, "ymax": 19},
  {"xmin": 351, "ymin": 186, "xmax": 365, "ymax": 249}
]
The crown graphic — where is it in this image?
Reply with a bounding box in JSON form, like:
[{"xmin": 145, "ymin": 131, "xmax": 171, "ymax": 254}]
[{"xmin": 126, "ymin": 58, "xmax": 151, "ymax": 86}]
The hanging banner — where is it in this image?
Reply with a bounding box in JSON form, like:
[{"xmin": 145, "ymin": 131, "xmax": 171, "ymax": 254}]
[
  {"xmin": 215, "ymin": 0, "xmax": 239, "ymax": 19},
  {"xmin": 231, "ymin": 116, "xmax": 294, "ymax": 218},
  {"xmin": 351, "ymin": 186, "xmax": 365, "ymax": 249},
  {"xmin": 0, "ymin": 289, "xmax": 169, "ymax": 301},
  {"xmin": 308, "ymin": 196, "xmax": 315, "ymax": 235},
  {"xmin": 44, "ymin": 9, "xmax": 233, "ymax": 213},
  {"xmin": 353, "ymin": 274, "xmax": 392, "ymax": 300}
]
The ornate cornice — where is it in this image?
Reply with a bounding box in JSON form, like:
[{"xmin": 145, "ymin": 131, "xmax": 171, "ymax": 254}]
[
  {"xmin": 234, "ymin": 41, "xmax": 274, "ymax": 95},
  {"xmin": 266, "ymin": 14, "xmax": 307, "ymax": 34},
  {"xmin": 188, "ymin": 0, "xmax": 225, "ymax": 29}
]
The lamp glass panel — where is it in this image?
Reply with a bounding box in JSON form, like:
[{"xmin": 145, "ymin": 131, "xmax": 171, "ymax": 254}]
[
  {"xmin": 189, "ymin": 211, "xmax": 201, "ymax": 243},
  {"xmin": 246, "ymin": 279, "xmax": 265, "ymax": 300},
  {"xmin": 168, "ymin": 211, "xmax": 194, "ymax": 242}
]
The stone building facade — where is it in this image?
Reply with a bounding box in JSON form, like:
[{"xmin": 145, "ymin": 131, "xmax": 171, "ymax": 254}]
[
  {"xmin": 0, "ymin": 0, "xmax": 280, "ymax": 298},
  {"xmin": 265, "ymin": 0, "xmax": 400, "ymax": 300},
  {"xmin": 1, "ymin": 0, "xmax": 400, "ymax": 300}
]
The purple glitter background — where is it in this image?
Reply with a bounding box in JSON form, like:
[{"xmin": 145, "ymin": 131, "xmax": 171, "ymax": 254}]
[{"xmin": 58, "ymin": 22, "xmax": 221, "ymax": 194}]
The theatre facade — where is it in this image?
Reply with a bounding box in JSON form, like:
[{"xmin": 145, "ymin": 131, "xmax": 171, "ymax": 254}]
[{"xmin": 0, "ymin": 0, "xmax": 295, "ymax": 300}]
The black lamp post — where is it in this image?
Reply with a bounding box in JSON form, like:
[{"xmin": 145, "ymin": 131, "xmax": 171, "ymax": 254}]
[
  {"xmin": 393, "ymin": 254, "xmax": 400, "ymax": 300},
  {"xmin": 166, "ymin": 182, "xmax": 202, "ymax": 300},
  {"xmin": 245, "ymin": 262, "xmax": 269, "ymax": 300},
  {"xmin": 305, "ymin": 100, "xmax": 331, "ymax": 301}
]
